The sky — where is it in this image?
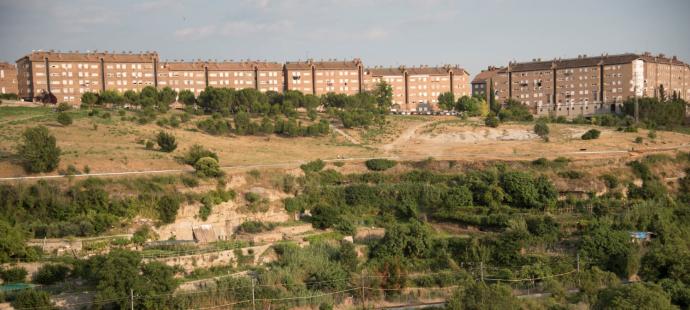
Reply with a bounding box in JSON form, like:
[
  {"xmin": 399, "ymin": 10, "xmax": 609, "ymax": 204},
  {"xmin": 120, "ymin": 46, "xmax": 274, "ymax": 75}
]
[{"xmin": 1, "ymin": 0, "xmax": 689, "ymax": 76}]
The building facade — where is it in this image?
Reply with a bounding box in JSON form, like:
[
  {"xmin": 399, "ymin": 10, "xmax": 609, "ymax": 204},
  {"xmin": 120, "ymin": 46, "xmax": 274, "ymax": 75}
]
[
  {"xmin": 471, "ymin": 66, "xmax": 502, "ymax": 102},
  {"xmin": 16, "ymin": 50, "xmax": 158, "ymax": 103},
  {"xmin": 0, "ymin": 62, "xmax": 18, "ymax": 95},
  {"xmin": 487, "ymin": 53, "xmax": 690, "ymax": 117},
  {"xmin": 363, "ymin": 65, "xmax": 470, "ymax": 112},
  {"xmin": 15, "ymin": 51, "xmax": 472, "ymax": 107}
]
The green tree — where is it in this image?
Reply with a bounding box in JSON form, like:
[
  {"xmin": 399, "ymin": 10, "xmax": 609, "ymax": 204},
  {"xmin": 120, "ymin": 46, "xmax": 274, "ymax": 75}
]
[
  {"xmin": 56, "ymin": 112, "xmax": 72, "ymax": 126},
  {"xmin": 373, "ymin": 81, "xmax": 393, "ymax": 110},
  {"xmin": 0, "ymin": 220, "xmax": 34, "ymax": 263},
  {"xmin": 33, "ymin": 264, "xmax": 70, "ymax": 285},
  {"xmin": 457, "ymin": 96, "xmax": 482, "ymax": 116},
  {"xmin": 157, "ymin": 195, "xmax": 180, "ymax": 224},
  {"xmin": 194, "ymin": 157, "xmax": 223, "ymax": 178},
  {"xmin": 178, "ymin": 89, "xmax": 196, "ymax": 107},
  {"xmin": 156, "ymin": 131, "xmax": 177, "ymax": 152},
  {"xmin": 182, "ymin": 144, "xmax": 218, "ymax": 165},
  {"xmin": 446, "ymin": 282, "xmax": 518, "ymax": 310},
  {"xmin": 98, "ymin": 90, "xmax": 124, "ymax": 106},
  {"xmin": 11, "ymin": 289, "xmax": 55, "ymax": 310},
  {"xmin": 17, "ymin": 126, "xmax": 61, "ymax": 173},
  {"xmin": 485, "ymin": 114, "xmax": 499, "ymax": 128},
  {"xmin": 534, "ymin": 121, "xmax": 549, "ymax": 141},
  {"xmin": 81, "ymin": 92, "xmax": 99, "ymax": 108},
  {"xmin": 582, "ymin": 129, "xmax": 601, "ymax": 140},
  {"xmin": 1, "ymin": 266, "xmax": 28, "ymax": 283},
  {"xmin": 437, "ymin": 92, "xmax": 456, "ymax": 111},
  {"xmin": 157, "ymin": 87, "xmax": 177, "ymax": 112},
  {"xmin": 594, "ymin": 282, "xmax": 674, "ymax": 310},
  {"xmin": 579, "ymin": 221, "xmax": 636, "ymax": 277}
]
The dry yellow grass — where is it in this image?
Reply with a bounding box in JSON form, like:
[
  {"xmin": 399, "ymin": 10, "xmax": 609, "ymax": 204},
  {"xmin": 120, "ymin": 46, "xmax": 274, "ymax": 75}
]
[{"xmin": 1, "ymin": 106, "xmax": 689, "ymax": 178}]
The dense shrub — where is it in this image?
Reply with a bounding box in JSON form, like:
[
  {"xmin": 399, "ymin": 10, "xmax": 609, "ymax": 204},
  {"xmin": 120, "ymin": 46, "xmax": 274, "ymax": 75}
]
[
  {"xmin": 485, "ymin": 115, "xmax": 499, "ymax": 128},
  {"xmin": 365, "ymin": 159, "xmax": 397, "ymax": 171},
  {"xmin": 11, "ymin": 289, "xmax": 55, "ymax": 310},
  {"xmin": 534, "ymin": 121, "xmax": 549, "ymax": 140},
  {"xmin": 183, "ymin": 144, "xmax": 219, "ymax": 165},
  {"xmin": 236, "ymin": 221, "xmax": 276, "ymax": 234},
  {"xmin": 17, "ymin": 126, "xmax": 61, "ymax": 173},
  {"xmin": 582, "ymin": 129, "xmax": 601, "ymax": 140},
  {"xmin": 56, "ymin": 102, "xmax": 72, "ymax": 112},
  {"xmin": 156, "ymin": 131, "xmax": 177, "ymax": 152},
  {"xmin": 300, "ymin": 159, "xmax": 325, "ymax": 173},
  {"xmin": 194, "ymin": 157, "xmax": 223, "ymax": 178},
  {"xmin": 498, "ymin": 100, "xmax": 533, "ymax": 122},
  {"xmin": 1, "ymin": 266, "xmax": 28, "ymax": 283},
  {"xmin": 33, "ymin": 264, "xmax": 70, "ymax": 285},
  {"xmin": 157, "ymin": 195, "xmax": 180, "ymax": 224}
]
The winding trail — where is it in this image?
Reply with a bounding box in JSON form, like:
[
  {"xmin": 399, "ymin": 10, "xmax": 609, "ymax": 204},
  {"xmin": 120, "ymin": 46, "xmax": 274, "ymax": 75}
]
[{"xmin": 381, "ymin": 120, "xmax": 434, "ymax": 153}]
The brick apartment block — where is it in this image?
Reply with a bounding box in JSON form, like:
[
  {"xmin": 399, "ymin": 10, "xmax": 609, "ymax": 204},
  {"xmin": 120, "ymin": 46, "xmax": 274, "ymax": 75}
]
[
  {"xmin": 474, "ymin": 53, "xmax": 690, "ymax": 117},
  {"xmin": 0, "ymin": 62, "xmax": 18, "ymax": 95},
  {"xmin": 363, "ymin": 65, "xmax": 470, "ymax": 112}
]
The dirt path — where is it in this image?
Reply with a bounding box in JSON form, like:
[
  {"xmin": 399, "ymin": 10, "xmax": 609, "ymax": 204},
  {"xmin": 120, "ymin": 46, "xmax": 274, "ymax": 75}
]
[
  {"xmin": 331, "ymin": 125, "xmax": 360, "ymax": 145},
  {"xmin": 381, "ymin": 120, "xmax": 434, "ymax": 153}
]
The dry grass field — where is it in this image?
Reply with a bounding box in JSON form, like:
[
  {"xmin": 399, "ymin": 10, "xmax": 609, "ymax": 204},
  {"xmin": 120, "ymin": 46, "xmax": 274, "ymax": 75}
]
[{"xmin": 1, "ymin": 105, "xmax": 689, "ymax": 178}]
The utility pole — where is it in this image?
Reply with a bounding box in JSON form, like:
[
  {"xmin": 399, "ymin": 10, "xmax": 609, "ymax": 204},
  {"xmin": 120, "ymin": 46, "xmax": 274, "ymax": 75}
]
[
  {"xmin": 130, "ymin": 288, "xmax": 134, "ymax": 310},
  {"xmin": 360, "ymin": 270, "xmax": 366, "ymax": 309},
  {"xmin": 480, "ymin": 261, "xmax": 484, "ymax": 282},
  {"xmin": 251, "ymin": 278, "xmax": 256, "ymax": 310},
  {"xmin": 634, "ymin": 71, "xmax": 639, "ymax": 124}
]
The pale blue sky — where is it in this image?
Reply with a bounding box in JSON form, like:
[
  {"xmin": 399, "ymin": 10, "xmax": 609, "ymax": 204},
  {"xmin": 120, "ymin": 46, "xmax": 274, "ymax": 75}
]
[{"xmin": 1, "ymin": 0, "xmax": 689, "ymax": 76}]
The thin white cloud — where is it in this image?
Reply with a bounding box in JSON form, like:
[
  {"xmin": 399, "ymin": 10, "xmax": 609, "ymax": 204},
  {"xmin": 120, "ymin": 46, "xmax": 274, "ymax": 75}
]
[
  {"xmin": 175, "ymin": 20, "xmax": 293, "ymax": 39},
  {"xmin": 174, "ymin": 25, "xmax": 218, "ymax": 39}
]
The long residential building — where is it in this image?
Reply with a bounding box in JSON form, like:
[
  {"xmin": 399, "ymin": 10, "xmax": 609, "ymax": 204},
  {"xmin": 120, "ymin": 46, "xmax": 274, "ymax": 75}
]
[
  {"xmin": 14, "ymin": 50, "xmax": 471, "ymax": 110},
  {"xmin": 363, "ymin": 65, "xmax": 470, "ymax": 112},
  {"xmin": 0, "ymin": 62, "xmax": 18, "ymax": 95},
  {"xmin": 475, "ymin": 53, "xmax": 690, "ymax": 117}
]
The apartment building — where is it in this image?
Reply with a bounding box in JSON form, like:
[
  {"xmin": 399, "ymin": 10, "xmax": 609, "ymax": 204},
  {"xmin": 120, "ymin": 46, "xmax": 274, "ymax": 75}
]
[
  {"xmin": 363, "ymin": 67, "xmax": 406, "ymax": 108},
  {"xmin": 16, "ymin": 50, "xmax": 158, "ymax": 103},
  {"xmin": 489, "ymin": 53, "xmax": 690, "ymax": 116},
  {"xmin": 0, "ymin": 62, "xmax": 18, "ymax": 95},
  {"xmin": 283, "ymin": 59, "xmax": 363, "ymax": 96},
  {"xmin": 255, "ymin": 62, "xmax": 284, "ymax": 92},
  {"xmin": 363, "ymin": 65, "xmax": 470, "ymax": 112},
  {"xmin": 312, "ymin": 59, "xmax": 362, "ymax": 96},
  {"xmin": 157, "ymin": 61, "xmax": 207, "ymax": 96},
  {"xmin": 471, "ymin": 66, "xmax": 502, "ymax": 102}
]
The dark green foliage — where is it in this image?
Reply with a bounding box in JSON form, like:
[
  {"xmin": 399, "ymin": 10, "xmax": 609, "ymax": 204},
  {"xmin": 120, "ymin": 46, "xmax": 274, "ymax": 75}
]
[
  {"xmin": 498, "ymin": 99, "xmax": 533, "ymax": 122},
  {"xmin": 77, "ymin": 250, "xmax": 177, "ymax": 309},
  {"xmin": 594, "ymin": 282, "xmax": 674, "ymax": 310},
  {"xmin": 1, "ymin": 266, "xmax": 28, "ymax": 283},
  {"xmin": 500, "ymin": 171, "xmax": 556, "ymax": 209},
  {"xmin": 157, "ymin": 195, "xmax": 180, "ymax": 224},
  {"xmin": 197, "ymin": 114, "xmax": 232, "ymax": 135},
  {"xmin": 132, "ymin": 225, "xmax": 151, "ymax": 245},
  {"xmin": 623, "ymin": 97, "xmax": 686, "ymax": 129},
  {"xmin": 156, "ymin": 131, "xmax": 177, "ymax": 152},
  {"xmin": 182, "ymin": 144, "xmax": 218, "ymax": 166},
  {"xmin": 16, "ymin": 126, "xmax": 61, "ymax": 173},
  {"xmin": 484, "ymin": 114, "xmax": 499, "ymax": 128},
  {"xmin": 600, "ymin": 174, "xmax": 619, "ymax": 189},
  {"xmin": 11, "ymin": 289, "xmax": 55, "ymax": 310},
  {"xmin": 446, "ymin": 282, "xmax": 518, "ymax": 310},
  {"xmin": 33, "ymin": 264, "xmax": 70, "ymax": 285},
  {"xmin": 300, "ymin": 159, "xmax": 325, "ymax": 173},
  {"xmin": 0, "ymin": 220, "xmax": 38, "ymax": 263},
  {"xmin": 194, "ymin": 157, "xmax": 223, "ymax": 178},
  {"xmin": 442, "ymin": 185, "xmax": 473, "ymax": 211},
  {"xmin": 373, "ymin": 221, "xmax": 432, "ymax": 260},
  {"xmin": 310, "ymin": 204, "xmax": 340, "ymax": 229},
  {"xmin": 582, "ymin": 129, "xmax": 601, "ymax": 140},
  {"xmin": 534, "ymin": 121, "xmax": 549, "ymax": 140},
  {"xmin": 579, "ymin": 221, "xmax": 635, "ymax": 277},
  {"xmin": 437, "ymin": 92, "xmax": 455, "ymax": 111},
  {"xmin": 364, "ymin": 158, "xmax": 397, "ymax": 171},
  {"xmin": 56, "ymin": 112, "xmax": 72, "ymax": 126}
]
